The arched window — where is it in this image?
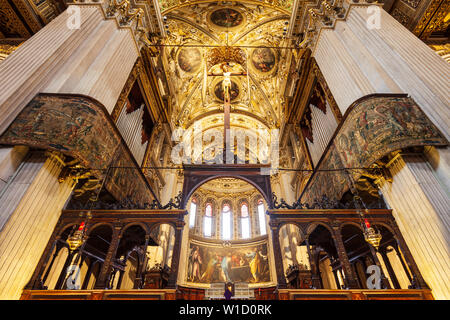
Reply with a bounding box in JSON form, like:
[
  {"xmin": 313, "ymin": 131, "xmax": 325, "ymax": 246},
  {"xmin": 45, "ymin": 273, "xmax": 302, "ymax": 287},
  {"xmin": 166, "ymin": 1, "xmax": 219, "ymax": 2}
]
[
  {"xmin": 203, "ymin": 203, "xmax": 213, "ymax": 237},
  {"xmin": 241, "ymin": 203, "xmax": 250, "ymax": 239},
  {"xmin": 189, "ymin": 198, "xmax": 197, "ymax": 228},
  {"xmin": 222, "ymin": 204, "xmax": 232, "ymax": 240},
  {"xmin": 257, "ymin": 200, "xmax": 266, "ymax": 235}
]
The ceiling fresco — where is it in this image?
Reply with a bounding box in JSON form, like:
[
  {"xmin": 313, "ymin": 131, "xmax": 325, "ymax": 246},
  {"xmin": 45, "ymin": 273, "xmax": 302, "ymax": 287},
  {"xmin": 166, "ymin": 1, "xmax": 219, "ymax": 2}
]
[{"xmin": 160, "ymin": 1, "xmax": 292, "ymax": 133}]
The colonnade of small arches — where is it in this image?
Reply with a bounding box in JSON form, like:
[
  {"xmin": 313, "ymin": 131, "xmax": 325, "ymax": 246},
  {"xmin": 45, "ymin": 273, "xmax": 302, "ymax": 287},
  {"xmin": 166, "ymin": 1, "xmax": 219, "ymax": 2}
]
[
  {"xmin": 31, "ymin": 219, "xmax": 179, "ymax": 291},
  {"xmin": 274, "ymin": 219, "xmax": 419, "ymax": 290}
]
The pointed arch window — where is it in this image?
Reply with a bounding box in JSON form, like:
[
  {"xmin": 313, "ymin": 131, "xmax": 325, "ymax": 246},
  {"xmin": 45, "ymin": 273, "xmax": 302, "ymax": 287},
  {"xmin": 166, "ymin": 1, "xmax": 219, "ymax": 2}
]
[
  {"xmin": 204, "ymin": 203, "xmax": 213, "ymax": 237},
  {"xmin": 241, "ymin": 203, "xmax": 250, "ymax": 239},
  {"xmin": 222, "ymin": 204, "xmax": 232, "ymax": 240},
  {"xmin": 189, "ymin": 198, "xmax": 197, "ymax": 228},
  {"xmin": 257, "ymin": 200, "xmax": 266, "ymax": 235}
]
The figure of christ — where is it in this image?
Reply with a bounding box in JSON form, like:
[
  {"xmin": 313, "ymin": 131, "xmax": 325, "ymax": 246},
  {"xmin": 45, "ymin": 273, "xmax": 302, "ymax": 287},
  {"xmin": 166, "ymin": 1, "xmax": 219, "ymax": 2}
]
[
  {"xmin": 208, "ymin": 61, "xmax": 247, "ymax": 161},
  {"xmin": 222, "ymin": 71, "xmax": 232, "ymax": 105}
]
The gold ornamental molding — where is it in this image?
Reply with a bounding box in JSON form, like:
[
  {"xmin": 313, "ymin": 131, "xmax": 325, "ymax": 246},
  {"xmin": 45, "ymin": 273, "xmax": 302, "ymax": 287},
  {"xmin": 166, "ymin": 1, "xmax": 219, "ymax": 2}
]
[
  {"xmin": 158, "ymin": 0, "xmax": 293, "ymax": 15},
  {"xmin": 0, "ymin": 0, "xmax": 31, "ymax": 38},
  {"xmin": 413, "ymin": 0, "xmax": 449, "ymax": 39}
]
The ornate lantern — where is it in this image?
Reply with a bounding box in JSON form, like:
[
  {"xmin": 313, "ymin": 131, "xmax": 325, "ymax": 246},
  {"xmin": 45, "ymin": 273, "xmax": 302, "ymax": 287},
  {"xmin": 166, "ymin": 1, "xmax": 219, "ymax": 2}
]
[
  {"xmin": 362, "ymin": 218, "xmax": 382, "ymax": 250},
  {"xmin": 67, "ymin": 212, "xmax": 91, "ymax": 252},
  {"xmin": 353, "ymin": 195, "xmax": 382, "ymax": 250},
  {"xmin": 67, "ymin": 222, "xmax": 86, "ymax": 252}
]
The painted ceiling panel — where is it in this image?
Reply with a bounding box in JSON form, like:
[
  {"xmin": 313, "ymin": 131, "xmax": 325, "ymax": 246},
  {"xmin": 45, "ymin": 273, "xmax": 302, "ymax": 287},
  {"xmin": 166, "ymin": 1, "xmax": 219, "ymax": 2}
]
[{"xmin": 160, "ymin": 1, "xmax": 294, "ymax": 131}]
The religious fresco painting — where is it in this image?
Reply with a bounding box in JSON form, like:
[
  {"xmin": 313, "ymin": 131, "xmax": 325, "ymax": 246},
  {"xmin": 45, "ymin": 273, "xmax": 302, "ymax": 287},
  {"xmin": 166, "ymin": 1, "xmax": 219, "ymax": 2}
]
[
  {"xmin": 301, "ymin": 95, "xmax": 448, "ymax": 204},
  {"xmin": 301, "ymin": 144, "xmax": 350, "ymax": 205},
  {"xmin": 0, "ymin": 94, "xmax": 118, "ymax": 171},
  {"xmin": 214, "ymin": 80, "xmax": 239, "ymax": 101},
  {"xmin": 105, "ymin": 144, "xmax": 155, "ymax": 206},
  {"xmin": 210, "ymin": 8, "xmax": 244, "ymax": 28},
  {"xmin": 251, "ymin": 48, "xmax": 276, "ymax": 73},
  {"xmin": 186, "ymin": 241, "xmax": 271, "ymax": 284},
  {"xmin": 177, "ymin": 48, "xmax": 202, "ymax": 73},
  {"xmin": 0, "ymin": 94, "xmax": 155, "ymax": 205}
]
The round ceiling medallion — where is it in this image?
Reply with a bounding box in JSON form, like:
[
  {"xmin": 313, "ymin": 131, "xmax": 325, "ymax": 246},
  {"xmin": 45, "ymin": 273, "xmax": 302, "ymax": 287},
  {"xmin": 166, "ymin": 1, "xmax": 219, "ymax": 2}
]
[
  {"xmin": 177, "ymin": 48, "xmax": 202, "ymax": 73},
  {"xmin": 210, "ymin": 8, "xmax": 244, "ymax": 28},
  {"xmin": 251, "ymin": 48, "xmax": 276, "ymax": 73},
  {"xmin": 214, "ymin": 80, "xmax": 239, "ymax": 102}
]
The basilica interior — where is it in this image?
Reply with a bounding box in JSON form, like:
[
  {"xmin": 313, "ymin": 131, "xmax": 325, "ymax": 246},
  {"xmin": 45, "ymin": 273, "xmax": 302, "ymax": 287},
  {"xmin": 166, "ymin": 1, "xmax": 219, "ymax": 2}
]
[{"xmin": 0, "ymin": 0, "xmax": 448, "ymax": 300}]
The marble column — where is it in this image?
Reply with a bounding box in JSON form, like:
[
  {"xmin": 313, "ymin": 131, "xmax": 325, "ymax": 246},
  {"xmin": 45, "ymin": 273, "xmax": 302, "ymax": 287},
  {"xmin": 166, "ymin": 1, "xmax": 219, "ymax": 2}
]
[
  {"xmin": 0, "ymin": 146, "xmax": 29, "ymax": 195},
  {"xmin": 0, "ymin": 3, "xmax": 140, "ymax": 135},
  {"xmin": 377, "ymin": 153, "xmax": 450, "ymax": 299},
  {"xmin": 0, "ymin": 152, "xmax": 75, "ymax": 299},
  {"xmin": 313, "ymin": 5, "xmax": 450, "ymax": 140},
  {"xmin": 312, "ymin": 3, "xmax": 450, "ymax": 299},
  {"xmin": 0, "ymin": 2, "xmax": 143, "ymax": 299}
]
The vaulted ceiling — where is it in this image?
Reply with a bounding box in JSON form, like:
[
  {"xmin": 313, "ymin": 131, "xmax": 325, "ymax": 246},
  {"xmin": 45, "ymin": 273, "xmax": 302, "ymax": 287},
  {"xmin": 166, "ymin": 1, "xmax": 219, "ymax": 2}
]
[{"xmin": 158, "ymin": 1, "xmax": 295, "ymax": 133}]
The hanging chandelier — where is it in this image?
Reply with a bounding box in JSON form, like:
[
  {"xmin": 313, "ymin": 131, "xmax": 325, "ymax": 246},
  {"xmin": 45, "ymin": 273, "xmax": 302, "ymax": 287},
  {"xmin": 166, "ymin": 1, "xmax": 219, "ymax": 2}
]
[
  {"xmin": 67, "ymin": 222, "xmax": 86, "ymax": 252},
  {"xmin": 353, "ymin": 195, "xmax": 382, "ymax": 250},
  {"xmin": 67, "ymin": 212, "xmax": 91, "ymax": 252},
  {"xmin": 362, "ymin": 218, "xmax": 382, "ymax": 250}
]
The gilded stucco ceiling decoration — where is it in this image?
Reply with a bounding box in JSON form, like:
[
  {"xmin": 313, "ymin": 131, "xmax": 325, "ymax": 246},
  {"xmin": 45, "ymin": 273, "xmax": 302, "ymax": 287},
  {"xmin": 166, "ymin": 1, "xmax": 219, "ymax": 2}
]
[
  {"xmin": 181, "ymin": 113, "xmax": 272, "ymax": 163},
  {"xmin": 196, "ymin": 177, "xmax": 261, "ymax": 195},
  {"xmin": 161, "ymin": 2, "xmax": 292, "ymax": 131},
  {"xmin": 158, "ymin": 0, "xmax": 294, "ymax": 15}
]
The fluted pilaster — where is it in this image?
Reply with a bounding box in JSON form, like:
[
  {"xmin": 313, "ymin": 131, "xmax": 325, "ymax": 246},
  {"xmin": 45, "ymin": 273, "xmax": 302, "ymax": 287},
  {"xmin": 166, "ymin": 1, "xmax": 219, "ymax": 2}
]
[
  {"xmin": 0, "ymin": 4, "xmax": 139, "ymax": 135},
  {"xmin": 378, "ymin": 154, "xmax": 450, "ymax": 299},
  {"xmin": 0, "ymin": 153, "xmax": 75, "ymax": 299},
  {"xmin": 313, "ymin": 6, "xmax": 450, "ymax": 140}
]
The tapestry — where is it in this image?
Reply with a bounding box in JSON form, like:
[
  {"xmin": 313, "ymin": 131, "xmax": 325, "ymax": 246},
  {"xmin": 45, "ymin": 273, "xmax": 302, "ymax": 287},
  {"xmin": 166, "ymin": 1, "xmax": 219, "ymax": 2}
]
[
  {"xmin": 186, "ymin": 239, "xmax": 271, "ymax": 285},
  {"xmin": 0, "ymin": 94, "xmax": 156, "ymax": 205},
  {"xmin": 301, "ymin": 95, "xmax": 448, "ymax": 204}
]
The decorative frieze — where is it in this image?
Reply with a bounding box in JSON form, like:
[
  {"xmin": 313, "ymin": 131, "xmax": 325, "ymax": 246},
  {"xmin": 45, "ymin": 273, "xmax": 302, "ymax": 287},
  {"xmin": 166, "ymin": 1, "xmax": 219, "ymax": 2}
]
[
  {"xmin": 391, "ymin": 8, "xmax": 410, "ymax": 27},
  {"xmin": 401, "ymin": 0, "xmax": 422, "ymax": 8}
]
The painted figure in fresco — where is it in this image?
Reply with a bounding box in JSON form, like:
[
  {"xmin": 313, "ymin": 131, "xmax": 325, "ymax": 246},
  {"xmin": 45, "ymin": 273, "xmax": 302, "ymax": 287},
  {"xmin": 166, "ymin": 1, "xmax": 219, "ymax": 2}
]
[
  {"xmin": 251, "ymin": 48, "xmax": 275, "ymax": 72},
  {"xmin": 210, "ymin": 8, "xmax": 243, "ymax": 28},
  {"xmin": 177, "ymin": 48, "xmax": 201, "ymax": 73},
  {"xmin": 246, "ymin": 247, "xmax": 267, "ymax": 282},
  {"xmin": 374, "ymin": 104, "xmax": 405, "ymax": 133},
  {"xmin": 337, "ymin": 134, "xmax": 353, "ymax": 167},
  {"xmin": 221, "ymin": 252, "xmax": 232, "ymax": 282},
  {"xmin": 201, "ymin": 253, "xmax": 220, "ymax": 283},
  {"xmin": 191, "ymin": 246, "xmax": 202, "ymax": 282},
  {"xmin": 187, "ymin": 246, "xmax": 195, "ymax": 281}
]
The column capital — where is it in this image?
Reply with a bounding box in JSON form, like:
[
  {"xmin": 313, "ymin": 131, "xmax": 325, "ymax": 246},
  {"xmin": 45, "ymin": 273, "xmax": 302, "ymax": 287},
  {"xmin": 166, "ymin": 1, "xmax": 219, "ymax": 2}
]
[
  {"xmin": 291, "ymin": 0, "xmax": 382, "ymax": 51},
  {"xmin": 68, "ymin": 0, "xmax": 163, "ymax": 54}
]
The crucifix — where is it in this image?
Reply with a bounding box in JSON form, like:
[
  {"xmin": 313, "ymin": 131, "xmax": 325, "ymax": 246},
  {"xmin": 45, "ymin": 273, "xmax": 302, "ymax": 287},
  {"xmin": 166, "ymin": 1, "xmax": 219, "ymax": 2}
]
[{"xmin": 208, "ymin": 61, "xmax": 247, "ymax": 162}]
